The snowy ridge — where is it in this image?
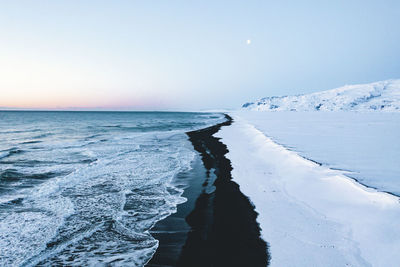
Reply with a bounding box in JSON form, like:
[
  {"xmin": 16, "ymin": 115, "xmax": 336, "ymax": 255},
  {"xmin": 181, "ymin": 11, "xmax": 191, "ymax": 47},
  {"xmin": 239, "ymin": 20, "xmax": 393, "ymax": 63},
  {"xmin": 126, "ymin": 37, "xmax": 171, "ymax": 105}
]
[{"xmin": 243, "ymin": 79, "xmax": 400, "ymax": 111}]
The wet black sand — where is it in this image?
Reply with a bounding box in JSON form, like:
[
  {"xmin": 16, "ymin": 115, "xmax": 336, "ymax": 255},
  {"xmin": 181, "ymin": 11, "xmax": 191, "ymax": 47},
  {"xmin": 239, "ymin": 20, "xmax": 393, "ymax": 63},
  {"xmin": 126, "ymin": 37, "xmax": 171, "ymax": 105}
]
[{"xmin": 146, "ymin": 115, "xmax": 269, "ymax": 267}]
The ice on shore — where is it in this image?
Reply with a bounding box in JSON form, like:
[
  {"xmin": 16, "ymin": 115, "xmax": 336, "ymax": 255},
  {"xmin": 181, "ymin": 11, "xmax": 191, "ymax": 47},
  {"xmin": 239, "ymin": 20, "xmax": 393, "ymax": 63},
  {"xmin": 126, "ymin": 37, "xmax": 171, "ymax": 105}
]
[{"xmin": 216, "ymin": 114, "xmax": 400, "ymax": 266}]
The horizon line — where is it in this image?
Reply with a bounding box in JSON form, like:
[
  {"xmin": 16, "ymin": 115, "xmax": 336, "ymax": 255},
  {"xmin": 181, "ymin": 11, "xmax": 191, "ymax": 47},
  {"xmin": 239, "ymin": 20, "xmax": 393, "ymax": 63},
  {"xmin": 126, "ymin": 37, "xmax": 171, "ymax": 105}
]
[{"xmin": 0, "ymin": 108, "xmax": 226, "ymax": 113}]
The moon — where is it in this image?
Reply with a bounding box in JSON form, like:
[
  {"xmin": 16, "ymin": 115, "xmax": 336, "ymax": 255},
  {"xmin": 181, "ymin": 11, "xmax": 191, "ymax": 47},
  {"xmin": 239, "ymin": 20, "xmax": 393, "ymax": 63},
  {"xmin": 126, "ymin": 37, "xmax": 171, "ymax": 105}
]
[{"xmin": 247, "ymin": 39, "xmax": 251, "ymax": 45}]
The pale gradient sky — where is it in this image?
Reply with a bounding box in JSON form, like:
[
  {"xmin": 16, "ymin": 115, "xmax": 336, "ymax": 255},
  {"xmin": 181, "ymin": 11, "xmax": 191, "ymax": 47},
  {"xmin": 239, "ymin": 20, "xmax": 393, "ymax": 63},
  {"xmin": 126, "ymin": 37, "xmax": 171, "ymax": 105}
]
[{"xmin": 1, "ymin": 0, "xmax": 399, "ymax": 110}]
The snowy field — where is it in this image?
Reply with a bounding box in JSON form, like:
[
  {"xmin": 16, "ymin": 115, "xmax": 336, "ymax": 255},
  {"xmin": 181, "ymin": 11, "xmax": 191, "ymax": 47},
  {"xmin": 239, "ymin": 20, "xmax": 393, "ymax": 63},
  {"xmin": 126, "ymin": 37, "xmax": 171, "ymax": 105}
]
[
  {"xmin": 217, "ymin": 111, "xmax": 400, "ymax": 267},
  {"xmin": 233, "ymin": 111, "xmax": 400, "ymax": 196}
]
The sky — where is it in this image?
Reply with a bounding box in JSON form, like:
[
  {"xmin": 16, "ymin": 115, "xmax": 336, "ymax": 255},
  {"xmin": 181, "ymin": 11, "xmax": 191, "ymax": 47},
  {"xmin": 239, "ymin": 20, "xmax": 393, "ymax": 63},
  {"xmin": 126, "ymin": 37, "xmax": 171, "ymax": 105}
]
[{"xmin": 1, "ymin": 0, "xmax": 399, "ymax": 110}]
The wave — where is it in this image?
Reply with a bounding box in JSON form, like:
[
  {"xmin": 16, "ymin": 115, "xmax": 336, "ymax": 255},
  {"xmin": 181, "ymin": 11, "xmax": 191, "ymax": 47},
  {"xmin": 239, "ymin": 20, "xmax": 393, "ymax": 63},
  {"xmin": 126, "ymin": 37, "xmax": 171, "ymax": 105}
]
[
  {"xmin": 0, "ymin": 169, "xmax": 68, "ymax": 181},
  {"xmin": 20, "ymin": 140, "xmax": 42, "ymax": 144},
  {"xmin": 0, "ymin": 169, "xmax": 71, "ymax": 195},
  {"xmin": 0, "ymin": 128, "xmax": 41, "ymax": 134},
  {"xmin": 87, "ymin": 122, "xmax": 207, "ymax": 133},
  {"xmin": 0, "ymin": 152, "xmax": 8, "ymax": 160},
  {"xmin": 32, "ymin": 133, "xmax": 53, "ymax": 139},
  {"xmin": 0, "ymin": 148, "xmax": 24, "ymax": 160}
]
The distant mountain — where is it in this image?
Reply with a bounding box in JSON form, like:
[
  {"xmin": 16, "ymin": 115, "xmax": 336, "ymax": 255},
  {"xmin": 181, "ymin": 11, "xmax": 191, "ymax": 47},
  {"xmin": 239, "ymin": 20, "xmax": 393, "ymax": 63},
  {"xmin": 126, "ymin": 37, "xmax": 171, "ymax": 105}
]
[{"xmin": 243, "ymin": 79, "xmax": 400, "ymax": 111}]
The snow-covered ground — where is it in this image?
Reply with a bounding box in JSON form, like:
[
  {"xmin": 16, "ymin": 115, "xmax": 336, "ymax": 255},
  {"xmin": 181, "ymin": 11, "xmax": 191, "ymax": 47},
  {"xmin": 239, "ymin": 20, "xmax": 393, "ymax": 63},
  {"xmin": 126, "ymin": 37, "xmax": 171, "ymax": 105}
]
[
  {"xmin": 233, "ymin": 111, "xmax": 400, "ymax": 196},
  {"xmin": 243, "ymin": 79, "xmax": 400, "ymax": 112},
  {"xmin": 216, "ymin": 113, "xmax": 400, "ymax": 266}
]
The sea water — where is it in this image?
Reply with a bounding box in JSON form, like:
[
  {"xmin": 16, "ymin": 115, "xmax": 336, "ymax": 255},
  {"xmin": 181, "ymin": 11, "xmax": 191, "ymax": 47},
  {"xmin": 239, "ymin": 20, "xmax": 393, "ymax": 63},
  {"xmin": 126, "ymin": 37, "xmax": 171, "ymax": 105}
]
[{"xmin": 0, "ymin": 111, "xmax": 224, "ymax": 266}]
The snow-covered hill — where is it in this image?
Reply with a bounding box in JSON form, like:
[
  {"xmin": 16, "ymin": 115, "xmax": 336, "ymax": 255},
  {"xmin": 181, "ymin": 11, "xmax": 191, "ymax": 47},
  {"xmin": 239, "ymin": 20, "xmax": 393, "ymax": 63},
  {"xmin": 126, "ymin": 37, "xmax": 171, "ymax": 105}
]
[{"xmin": 243, "ymin": 79, "xmax": 400, "ymax": 111}]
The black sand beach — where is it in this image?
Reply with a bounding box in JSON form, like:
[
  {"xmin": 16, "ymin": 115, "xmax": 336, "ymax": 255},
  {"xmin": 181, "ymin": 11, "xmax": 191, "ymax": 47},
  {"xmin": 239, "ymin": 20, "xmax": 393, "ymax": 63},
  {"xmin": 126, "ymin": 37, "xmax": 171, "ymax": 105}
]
[{"xmin": 146, "ymin": 115, "xmax": 269, "ymax": 267}]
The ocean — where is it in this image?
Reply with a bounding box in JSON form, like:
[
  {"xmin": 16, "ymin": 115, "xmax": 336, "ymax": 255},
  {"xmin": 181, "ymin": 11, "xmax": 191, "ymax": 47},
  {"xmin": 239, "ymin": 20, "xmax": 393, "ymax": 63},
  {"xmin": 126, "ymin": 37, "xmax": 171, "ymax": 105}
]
[{"xmin": 0, "ymin": 111, "xmax": 225, "ymax": 266}]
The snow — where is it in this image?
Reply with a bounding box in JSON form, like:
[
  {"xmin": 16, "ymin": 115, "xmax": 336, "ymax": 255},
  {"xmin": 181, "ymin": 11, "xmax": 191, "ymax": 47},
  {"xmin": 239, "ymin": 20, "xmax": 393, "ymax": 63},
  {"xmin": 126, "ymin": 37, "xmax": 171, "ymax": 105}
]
[
  {"xmin": 243, "ymin": 79, "xmax": 400, "ymax": 112},
  {"xmin": 216, "ymin": 114, "xmax": 400, "ymax": 266},
  {"xmin": 233, "ymin": 111, "xmax": 400, "ymax": 196}
]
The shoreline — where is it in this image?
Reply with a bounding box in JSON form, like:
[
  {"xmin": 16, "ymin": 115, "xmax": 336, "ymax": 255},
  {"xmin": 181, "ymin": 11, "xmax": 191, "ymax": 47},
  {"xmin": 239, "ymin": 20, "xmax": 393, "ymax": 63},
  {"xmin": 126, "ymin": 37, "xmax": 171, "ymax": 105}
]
[
  {"xmin": 146, "ymin": 114, "xmax": 269, "ymax": 267},
  {"xmin": 216, "ymin": 114, "xmax": 400, "ymax": 266}
]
